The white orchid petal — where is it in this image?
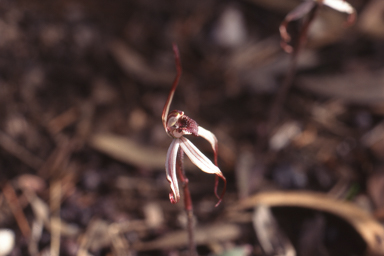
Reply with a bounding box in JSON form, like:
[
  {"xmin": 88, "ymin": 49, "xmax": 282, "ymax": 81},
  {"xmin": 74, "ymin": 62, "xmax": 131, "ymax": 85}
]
[
  {"xmin": 198, "ymin": 126, "xmax": 218, "ymax": 153},
  {"xmin": 198, "ymin": 126, "xmax": 218, "ymax": 165},
  {"xmin": 322, "ymin": 0, "xmax": 354, "ymax": 14},
  {"xmin": 179, "ymin": 136, "xmax": 222, "ymax": 176},
  {"xmin": 166, "ymin": 139, "xmax": 180, "ymax": 203}
]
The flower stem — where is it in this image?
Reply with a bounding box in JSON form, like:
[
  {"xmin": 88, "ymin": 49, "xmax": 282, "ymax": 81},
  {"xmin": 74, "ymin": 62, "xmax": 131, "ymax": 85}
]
[
  {"xmin": 177, "ymin": 148, "xmax": 197, "ymax": 256},
  {"xmin": 267, "ymin": 4, "xmax": 320, "ymax": 134}
]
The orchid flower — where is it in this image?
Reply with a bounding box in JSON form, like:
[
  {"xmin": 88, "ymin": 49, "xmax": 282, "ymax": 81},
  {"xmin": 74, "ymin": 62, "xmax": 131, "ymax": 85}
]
[
  {"xmin": 162, "ymin": 44, "xmax": 226, "ymax": 206},
  {"xmin": 280, "ymin": 0, "xmax": 356, "ymax": 53}
]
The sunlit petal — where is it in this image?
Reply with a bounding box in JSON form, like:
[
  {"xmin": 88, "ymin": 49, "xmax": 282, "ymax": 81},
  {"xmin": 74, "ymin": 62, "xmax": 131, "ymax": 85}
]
[
  {"xmin": 166, "ymin": 139, "xmax": 180, "ymax": 203},
  {"xmin": 198, "ymin": 126, "xmax": 219, "ymax": 166},
  {"xmin": 323, "ymin": 0, "xmax": 356, "ymax": 24},
  {"xmin": 179, "ymin": 137, "xmax": 222, "ymax": 176},
  {"xmin": 323, "ymin": 0, "xmax": 354, "ymax": 14}
]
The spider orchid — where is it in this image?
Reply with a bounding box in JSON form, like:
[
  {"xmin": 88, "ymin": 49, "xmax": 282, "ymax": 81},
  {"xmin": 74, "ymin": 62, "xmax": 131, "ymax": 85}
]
[
  {"xmin": 280, "ymin": 0, "xmax": 356, "ymax": 53},
  {"xmin": 162, "ymin": 44, "xmax": 226, "ymax": 206}
]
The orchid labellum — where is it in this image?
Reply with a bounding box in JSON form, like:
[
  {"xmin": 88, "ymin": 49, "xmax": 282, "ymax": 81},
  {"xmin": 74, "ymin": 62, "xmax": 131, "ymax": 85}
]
[{"xmin": 162, "ymin": 44, "xmax": 226, "ymax": 206}]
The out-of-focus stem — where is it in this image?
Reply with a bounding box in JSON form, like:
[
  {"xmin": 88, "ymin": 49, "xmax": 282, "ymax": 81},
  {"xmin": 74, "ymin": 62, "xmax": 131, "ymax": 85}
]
[
  {"xmin": 176, "ymin": 148, "xmax": 197, "ymax": 256},
  {"xmin": 267, "ymin": 4, "xmax": 320, "ymax": 136}
]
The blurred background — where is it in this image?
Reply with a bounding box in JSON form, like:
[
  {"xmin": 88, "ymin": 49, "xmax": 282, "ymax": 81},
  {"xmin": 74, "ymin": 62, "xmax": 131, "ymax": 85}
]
[{"xmin": 0, "ymin": 0, "xmax": 384, "ymax": 255}]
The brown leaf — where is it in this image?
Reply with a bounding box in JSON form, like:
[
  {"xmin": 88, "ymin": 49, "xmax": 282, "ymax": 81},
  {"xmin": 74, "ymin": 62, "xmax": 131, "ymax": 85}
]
[
  {"xmin": 89, "ymin": 133, "xmax": 167, "ymax": 169},
  {"xmin": 234, "ymin": 191, "xmax": 384, "ymax": 255},
  {"xmin": 109, "ymin": 40, "xmax": 174, "ymax": 86},
  {"xmin": 298, "ymin": 70, "xmax": 384, "ymax": 105},
  {"xmin": 133, "ymin": 224, "xmax": 241, "ymax": 251}
]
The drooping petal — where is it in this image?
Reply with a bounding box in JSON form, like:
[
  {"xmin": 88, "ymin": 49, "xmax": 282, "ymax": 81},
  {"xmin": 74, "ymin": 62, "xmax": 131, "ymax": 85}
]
[
  {"xmin": 166, "ymin": 139, "xmax": 180, "ymax": 203},
  {"xmin": 197, "ymin": 126, "xmax": 226, "ymax": 205},
  {"xmin": 323, "ymin": 0, "xmax": 356, "ymax": 24},
  {"xmin": 179, "ymin": 136, "xmax": 222, "ymax": 176},
  {"xmin": 179, "ymin": 136, "xmax": 226, "ymax": 206},
  {"xmin": 198, "ymin": 126, "xmax": 218, "ymax": 166}
]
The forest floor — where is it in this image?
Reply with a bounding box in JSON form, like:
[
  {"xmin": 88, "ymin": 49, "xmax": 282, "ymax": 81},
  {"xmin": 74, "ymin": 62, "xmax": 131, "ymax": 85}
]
[{"xmin": 1, "ymin": 0, "xmax": 384, "ymax": 255}]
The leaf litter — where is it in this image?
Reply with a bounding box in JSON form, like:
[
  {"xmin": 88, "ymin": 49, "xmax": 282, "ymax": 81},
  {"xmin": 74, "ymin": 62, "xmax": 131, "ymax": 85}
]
[{"xmin": 0, "ymin": 0, "xmax": 384, "ymax": 255}]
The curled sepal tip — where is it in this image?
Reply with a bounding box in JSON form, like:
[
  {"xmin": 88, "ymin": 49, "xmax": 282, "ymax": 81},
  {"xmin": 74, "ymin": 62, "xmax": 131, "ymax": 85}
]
[
  {"xmin": 169, "ymin": 191, "xmax": 178, "ymax": 204},
  {"xmin": 162, "ymin": 43, "xmax": 182, "ymax": 133},
  {"xmin": 198, "ymin": 126, "xmax": 226, "ymax": 206},
  {"xmin": 214, "ymin": 173, "xmax": 227, "ymax": 207}
]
